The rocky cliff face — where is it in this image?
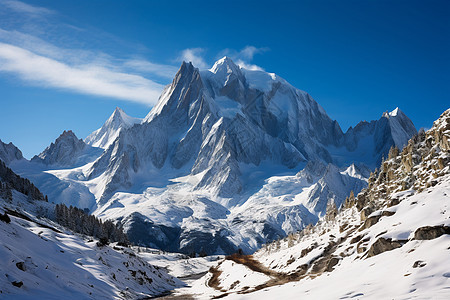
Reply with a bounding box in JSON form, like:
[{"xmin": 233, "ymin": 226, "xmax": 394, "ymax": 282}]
[
  {"xmin": 87, "ymin": 57, "xmax": 415, "ymax": 203},
  {"xmin": 31, "ymin": 130, "xmax": 102, "ymax": 167},
  {"xmin": 87, "ymin": 58, "xmax": 343, "ymax": 201},
  {"xmin": 200, "ymin": 109, "xmax": 449, "ymax": 298},
  {"xmin": 0, "ymin": 139, "xmax": 23, "ymax": 165},
  {"xmin": 345, "ymin": 108, "xmax": 450, "ymax": 213},
  {"xmin": 85, "ymin": 107, "xmax": 142, "ymax": 149}
]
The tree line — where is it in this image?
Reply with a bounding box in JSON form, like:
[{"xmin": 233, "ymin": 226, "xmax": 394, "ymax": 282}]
[
  {"xmin": 0, "ymin": 159, "xmax": 47, "ymax": 202},
  {"xmin": 54, "ymin": 203, "xmax": 128, "ymax": 245}
]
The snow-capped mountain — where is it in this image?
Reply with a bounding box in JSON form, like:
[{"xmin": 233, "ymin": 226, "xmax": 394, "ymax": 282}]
[
  {"xmin": 31, "ymin": 130, "xmax": 102, "ymax": 167},
  {"xmin": 0, "ymin": 139, "xmax": 23, "ymax": 165},
  {"xmin": 177, "ymin": 108, "xmax": 450, "ymax": 300},
  {"xmin": 3, "ymin": 57, "xmax": 419, "ymax": 255},
  {"xmin": 85, "ymin": 107, "xmax": 142, "ymax": 149},
  {"xmin": 86, "ymin": 57, "xmax": 416, "ymax": 203},
  {"xmin": 332, "ymin": 107, "xmax": 418, "ymax": 167}
]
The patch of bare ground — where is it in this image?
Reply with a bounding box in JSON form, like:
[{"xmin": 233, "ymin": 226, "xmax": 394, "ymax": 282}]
[
  {"xmin": 221, "ymin": 238, "xmax": 347, "ymax": 295},
  {"xmin": 221, "ymin": 253, "xmax": 308, "ymax": 294},
  {"xmin": 208, "ymin": 264, "xmax": 225, "ymax": 292},
  {"xmin": 206, "ymin": 234, "xmax": 352, "ymax": 297}
]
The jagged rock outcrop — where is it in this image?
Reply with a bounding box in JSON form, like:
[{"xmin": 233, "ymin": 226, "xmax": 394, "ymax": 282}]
[
  {"xmin": 337, "ymin": 107, "xmax": 417, "ymax": 167},
  {"xmin": 344, "ymin": 108, "xmax": 450, "ymax": 211},
  {"xmin": 0, "ymin": 139, "xmax": 23, "ymax": 165},
  {"xmin": 85, "ymin": 107, "xmax": 142, "ymax": 149},
  {"xmin": 31, "ymin": 130, "xmax": 102, "ymax": 167},
  {"xmin": 87, "ymin": 58, "xmax": 417, "ymax": 203}
]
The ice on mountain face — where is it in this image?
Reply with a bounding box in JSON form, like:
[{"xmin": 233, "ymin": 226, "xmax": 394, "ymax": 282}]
[
  {"xmin": 0, "ymin": 139, "xmax": 23, "ymax": 165},
  {"xmin": 85, "ymin": 107, "xmax": 142, "ymax": 149},
  {"xmin": 31, "ymin": 130, "xmax": 102, "ymax": 168}
]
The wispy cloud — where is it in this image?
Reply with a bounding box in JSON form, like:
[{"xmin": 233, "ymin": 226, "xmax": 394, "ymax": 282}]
[
  {"xmin": 184, "ymin": 46, "xmax": 269, "ymax": 71},
  {"xmin": 123, "ymin": 59, "xmax": 178, "ymax": 79},
  {"xmin": 179, "ymin": 48, "xmax": 208, "ymax": 69},
  {"xmin": 235, "ymin": 60, "xmax": 264, "ymax": 71},
  {"xmin": 0, "ymin": 1, "xmax": 180, "ymax": 105},
  {"xmin": 239, "ymin": 46, "xmax": 269, "ymax": 61},
  {"xmin": 0, "ymin": 42, "xmax": 165, "ymax": 105},
  {"xmin": 0, "ymin": 0, "xmax": 54, "ymax": 16}
]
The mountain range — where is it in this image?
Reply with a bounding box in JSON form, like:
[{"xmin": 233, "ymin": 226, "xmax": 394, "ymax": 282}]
[{"xmin": 2, "ymin": 57, "xmax": 418, "ymax": 254}]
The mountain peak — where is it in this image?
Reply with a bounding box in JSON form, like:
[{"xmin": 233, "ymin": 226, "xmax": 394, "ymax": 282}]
[
  {"xmin": 85, "ymin": 107, "xmax": 142, "ymax": 149},
  {"xmin": 210, "ymin": 56, "xmax": 241, "ymax": 75},
  {"xmin": 32, "ymin": 130, "xmax": 87, "ymax": 166},
  {"xmin": 382, "ymin": 107, "xmax": 406, "ymax": 119},
  {"xmin": 0, "ymin": 139, "xmax": 23, "ymax": 164},
  {"xmin": 59, "ymin": 130, "xmax": 77, "ymax": 139}
]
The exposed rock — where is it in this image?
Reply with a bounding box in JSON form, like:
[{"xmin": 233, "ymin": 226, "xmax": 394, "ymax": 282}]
[
  {"xmin": 414, "ymin": 225, "xmax": 450, "ymax": 240},
  {"xmin": 15, "ymin": 262, "xmax": 25, "ymax": 271},
  {"xmin": 412, "ymin": 260, "xmax": 427, "ymax": 268},
  {"xmin": 31, "ymin": 130, "xmax": 102, "ymax": 167},
  {"xmin": 367, "ymin": 237, "xmax": 405, "ymax": 258},
  {"xmin": 11, "ymin": 281, "xmax": 23, "ymax": 288},
  {"xmin": 0, "ymin": 139, "xmax": 23, "ymax": 165},
  {"xmin": 0, "ymin": 212, "xmax": 11, "ymax": 223},
  {"xmin": 359, "ymin": 215, "xmax": 381, "ymax": 231}
]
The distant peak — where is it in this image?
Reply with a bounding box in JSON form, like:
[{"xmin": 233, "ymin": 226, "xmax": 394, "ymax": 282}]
[
  {"xmin": 210, "ymin": 56, "xmax": 240, "ymax": 74},
  {"xmin": 106, "ymin": 106, "xmax": 141, "ymax": 127},
  {"xmin": 180, "ymin": 60, "xmax": 195, "ymax": 71},
  {"xmin": 111, "ymin": 106, "xmax": 126, "ymax": 120},
  {"xmin": 382, "ymin": 107, "xmax": 405, "ymax": 119},
  {"xmin": 114, "ymin": 106, "xmax": 124, "ymax": 114},
  {"xmin": 59, "ymin": 130, "xmax": 78, "ymax": 140}
]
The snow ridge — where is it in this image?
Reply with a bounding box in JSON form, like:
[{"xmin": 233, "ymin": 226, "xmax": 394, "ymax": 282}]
[{"xmin": 85, "ymin": 107, "xmax": 142, "ymax": 149}]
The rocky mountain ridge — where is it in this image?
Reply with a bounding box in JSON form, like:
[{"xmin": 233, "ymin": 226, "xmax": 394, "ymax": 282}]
[
  {"xmin": 187, "ymin": 108, "xmax": 450, "ymax": 299},
  {"xmin": 3, "ymin": 57, "xmax": 420, "ymax": 254}
]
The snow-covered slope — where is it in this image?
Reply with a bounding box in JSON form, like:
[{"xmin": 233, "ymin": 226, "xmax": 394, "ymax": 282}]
[
  {"xmin": 31, "ymin": 130, "xmax": 102, "ymax": 168},
  {"xmin": 192, "ymin": 180, "xmax": 449, "ymax": 299},
  {"xmin": 85, "ymin": 107, "xmax": 142, "ymax": 149},
  {"xmin": 0, "ymin": 139, "xmax": 23, "ymax": 165},
  {"xmin": 171, "ymin": 108, "xmax": 450, "ymax": 299},
  {"xmin": 0, "ymin": 183, "xmax": 183, "ymax": 299},
  {"xmin": 89, "ymin": 161, "xmax": 368, "ymax": 255}
]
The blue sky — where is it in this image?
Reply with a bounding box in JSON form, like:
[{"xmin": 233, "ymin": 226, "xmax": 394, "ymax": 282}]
[{"xmin": 0, "ymin": 0, "xmax": 448, "ymax": 158}]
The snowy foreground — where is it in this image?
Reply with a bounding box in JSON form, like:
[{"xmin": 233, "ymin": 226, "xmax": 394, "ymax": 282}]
[
  {"xmin": 163, "ymin": 176, "xmax": 450, "ymax": 299},
  {"xmin": 0, "ymin": 195, "xmax": 183, "ymax": 299},
  {"xmin": 0, "ymin": 162, "xmax": 449, "ymax": 300}
]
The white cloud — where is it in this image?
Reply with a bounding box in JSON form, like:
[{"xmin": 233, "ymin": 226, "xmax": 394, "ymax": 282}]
[
  {"xmin": 179, "ymin": 48, "xmax": 208, "ymax": 69},
  {"xmin": 239, "ymin": 46, "xmax": 269, "ymax": 60},
  {"xmin": 215, "ymin": 46, "xmax": 269, "ymax": 71},
  {"xmin": 236, "ymin": 59, "xmax": 264, "ymax": 71},
  {"xmin": 0, "ymin": 42, "xmax": 165, "ymax": 105},
  {"xmin": 0, "ymin": 0, "xmax": 53, "ymax": 16},
  {"xmin": 123, "ymin": 59, "xmax": 178, "ymax": 79}
]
